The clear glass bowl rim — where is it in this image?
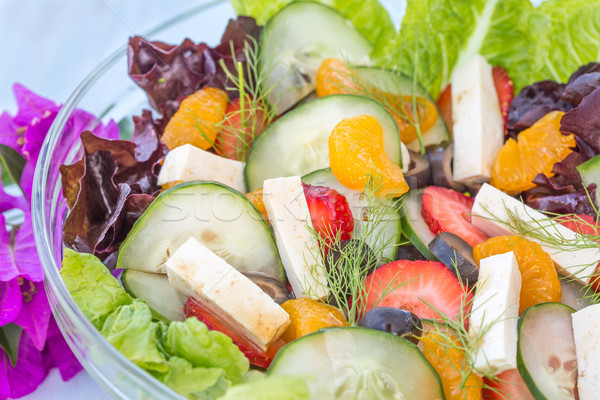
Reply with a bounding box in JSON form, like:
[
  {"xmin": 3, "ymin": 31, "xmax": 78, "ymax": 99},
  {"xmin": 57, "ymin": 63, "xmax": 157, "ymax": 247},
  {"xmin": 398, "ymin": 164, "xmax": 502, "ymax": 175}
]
[{"xmin": 31, "ymin": 1, "xmax": 227, "ymax": 398}]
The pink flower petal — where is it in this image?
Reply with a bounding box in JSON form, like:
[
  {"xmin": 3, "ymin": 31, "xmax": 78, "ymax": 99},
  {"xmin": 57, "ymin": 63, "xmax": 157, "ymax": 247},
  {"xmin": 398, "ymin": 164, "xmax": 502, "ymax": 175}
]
[
  {"xmin": 0, "ymin": 214, "xmax": 44, "ymax": 282},
  {"xmin": 12, "ymin": 84, "xmax": 59, "ymax": 127},
  {"xmin": 0, "ymin": 280, "xmax": 22, "ymax": 326},
  {"xmin": 0, "ymin": 112, "xmax": 20, "ymax": 151},
  {"xmin": 42, "ymin": 319, "xmax": 82, "ymax": 381},
  {"xmin": 0, "ymin": 332, "xmax": 45, "ymax": 399},
  {"xmin": 12, "ymin": 281, "xmax": 50, "ymax": 351}
]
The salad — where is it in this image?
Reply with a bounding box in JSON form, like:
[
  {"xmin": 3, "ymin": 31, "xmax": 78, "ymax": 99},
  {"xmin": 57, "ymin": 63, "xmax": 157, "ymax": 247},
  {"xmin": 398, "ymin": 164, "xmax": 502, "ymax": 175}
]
[{"xmin": 56, "ymin": 0, "xmax": 600, "ymax": 399}]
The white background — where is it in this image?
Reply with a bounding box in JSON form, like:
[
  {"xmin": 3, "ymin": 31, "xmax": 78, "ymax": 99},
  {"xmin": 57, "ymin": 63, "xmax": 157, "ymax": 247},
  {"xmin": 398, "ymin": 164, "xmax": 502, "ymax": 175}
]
[{"xmin": 0, "ymin": 1, "xmax": 404, "ymax": 399}]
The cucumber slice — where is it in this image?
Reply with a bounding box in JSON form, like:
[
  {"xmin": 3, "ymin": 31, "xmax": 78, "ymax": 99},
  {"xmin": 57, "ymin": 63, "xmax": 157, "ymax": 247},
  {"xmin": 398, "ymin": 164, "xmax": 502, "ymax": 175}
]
[
  {"xmin": 259, "ymin": 2, "xmax": 372, "ymax": 114},
  {"xmin": 354, "ymin": 67, "xmax": 451, "ymax": 152},
  {"xmin": 401, "ymin": 189, "xmax": 437, "ymax": 260},
  {"xmin": 245, "ymin": 95, "xmax": 402, "ymax": 191},
  {"xmin": 121, "ymin": 270, "xmax": 187, "ymax": 322},
  {"xmin": 576, "ymin": 154, "xmax": 600, "ymax": 201},
  {"xmin": 517, "ymin": 302, "xmax": 577, "ymax": 400},
  {"xmin": 268, "ymin": 327, "xmax": 444, "ymax": 399},
  {"xmin": 302, "ymin": 168, "xmax": 401, "ymax": 261},
  {"xmin": 117, "ymin": 181, "xmax": 285, "ymax": 282}
]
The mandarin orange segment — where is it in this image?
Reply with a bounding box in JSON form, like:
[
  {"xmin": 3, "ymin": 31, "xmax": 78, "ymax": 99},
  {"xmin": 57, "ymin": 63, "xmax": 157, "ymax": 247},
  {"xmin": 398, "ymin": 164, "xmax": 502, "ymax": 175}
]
[
  {"xmin": 421, "ymin": 330, "xmax": 483, "ymax": 400},
  {"xmin": 329, "ymin": 114, "xmax": 409, "ymax": 197},
  {"xmin": 473, "ymin": 235, "xmax": 561, "ymax": 314},
  {"xmin": 491, "ymin": 111, "xmax": 575, "ymax": 195},
  {"xmin": 162, "ymin": 87, "xmax": 229, "ymax": 151},
  {"xmin": 246, "ymin": 188, "xmax": 269, "ymax": 223},
  {"xmin": 316, "ymin": 58, "xmax": 439, "ymax": 144},
  {"xmin": 315, "ymin": 58, "xmax": 359, "ymax": 98},
  {"xmin": 280, "ymin": 298, "xmax": 347, "ymax": 342},
  {"xmin": 383, "ymin": 93, "xmax": 438, "ymax": 144}
]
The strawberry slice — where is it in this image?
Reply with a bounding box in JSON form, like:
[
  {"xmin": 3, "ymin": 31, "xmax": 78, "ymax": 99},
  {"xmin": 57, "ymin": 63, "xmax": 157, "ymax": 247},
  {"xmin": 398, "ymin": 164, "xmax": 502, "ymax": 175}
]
[
  {"xmin": 559, "ymin": 214, "xmax": 599, "ymax": 236},
  {"xmin": 364, "ymin": 260, "xmax": 472, "ymax": 322},
  {"xmin": 436, "ymin": 84, "xmax": 453, "ymax": 135},
  {"xmin": 492, "ymin": 66, "xmax": 514, "ymax": 130},
  {"xmin": 214, "ymin": 95, "xmax": 268, "ymax": 161},
  {"xmin": 436, "ymin": 66, "xmax": 514, "ymax": 132},
  {"xmin": 303, "ymin": 183, "xmax": 354, "ymax": 246},
  {"xmin": 482, "ymin": 368, "xmax": 535, "ymax": 400},
  {"xmin": 422, "ymin": 186, "xmax": 488, "ymax": 247},
  {"xmin": 184, "ymin": 297, "xmax": 283, "ymax": 368}
]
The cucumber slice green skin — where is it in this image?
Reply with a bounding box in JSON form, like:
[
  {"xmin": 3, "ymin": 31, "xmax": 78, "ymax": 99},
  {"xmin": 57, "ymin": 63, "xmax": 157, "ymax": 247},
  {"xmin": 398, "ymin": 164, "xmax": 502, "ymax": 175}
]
[
  {"xmin": 259, "ymin": 2, "xmax": 372, "ymax": 114},
  {"xmin": 245, "ymin": 95, "xmax": 402, "ymax": 192},
  {"xmin": 302, "ymin": 168, "xmax": 401, "ymax": 261},
  {"xmin": 401, "ymin": 189, "xmax": 437, "ymax": 260},
  {"xmin": 268, "ymin": 326, "xmax": 444, "ymax": 400},
  {"xmin": 121, "ymin": 270, "xmax": 187, "ymax": 322},
  {"xmin": 517, "ymin": 302, "xmax": 577, "ymax": 400},
  {"xmin": 354, "ymin": 67, "xmax": 451, "ymax": 152},
  {"xmin": 117, "ymin": 181, "xmax": 286, "ymax": 282},
  {"xmin": 576, "ymin": 154, "xmax": 600, "ymax": 201}
]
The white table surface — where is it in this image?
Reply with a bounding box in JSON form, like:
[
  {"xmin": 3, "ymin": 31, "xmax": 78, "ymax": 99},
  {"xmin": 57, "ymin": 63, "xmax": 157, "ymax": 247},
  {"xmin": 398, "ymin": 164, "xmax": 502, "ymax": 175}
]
[{"xmin": 0, "ymin": 1, "xmax": 404, "ymax": 399}]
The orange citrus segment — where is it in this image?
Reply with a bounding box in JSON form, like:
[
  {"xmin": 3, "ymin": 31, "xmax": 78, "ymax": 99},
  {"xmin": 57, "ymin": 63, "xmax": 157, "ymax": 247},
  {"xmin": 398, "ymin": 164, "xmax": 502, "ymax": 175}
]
[
  {"xmin": 246, "ymin": 188, "xmax": 269, "ymax": 223},
  {"xmin": 421, "ymin": 329, "xmax": 483, "ymax": 400},
  {"xmin": 162, "ymin": 87, "xmax": 229, "ymax": 151},
  {"xmin": 280, "ymin": 298, "xmax": 347, "ymax": 342},
  {"xmin": 473, "ymin": 236, "xmax": 561, "ymax": 314},
  {"xmin": 329, "ymin": 114, "xmax": 409, "ymax": 197},
  {"xmin": 161, "ymin": 180, "xmax": 184, "ymax": 192},
  {"xmin": 316, "ymin": 58, "xmax": 438, "ymax": 144},
  {"xmin": 491, "ymin": 111, "xmax": 575, "ymax": 195}
]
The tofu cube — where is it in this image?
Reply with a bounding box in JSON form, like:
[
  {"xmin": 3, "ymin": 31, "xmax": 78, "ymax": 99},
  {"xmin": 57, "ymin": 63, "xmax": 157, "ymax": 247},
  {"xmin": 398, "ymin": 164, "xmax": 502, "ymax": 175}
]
[{"xmin": 572, "ymin": 304, "xmax": 600, "ymax": 400}]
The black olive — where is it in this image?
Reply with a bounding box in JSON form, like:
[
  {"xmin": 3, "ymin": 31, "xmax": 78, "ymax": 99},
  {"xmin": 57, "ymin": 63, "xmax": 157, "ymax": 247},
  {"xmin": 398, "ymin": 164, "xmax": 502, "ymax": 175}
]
[
  {"xmin": 242, "ymin": 272, "xmax": 292, "ymax": 305},
  {"xmin": 428, "ymin": 232, "xmax": 479, "ymax": 286},
  {"xmin": 405, "ymin": 151, "xmax": 432, "ymax": 190},
  {"xmin": 396, "ymin": 243, "xmax": 426, "ymax": 261},
  {"xmin": 427, "ymin": 144, "xmax": 466, "ymax": 192},
  {"xmin": 358, "ymin": 307, "xmax": 422, "ymax": 344}
]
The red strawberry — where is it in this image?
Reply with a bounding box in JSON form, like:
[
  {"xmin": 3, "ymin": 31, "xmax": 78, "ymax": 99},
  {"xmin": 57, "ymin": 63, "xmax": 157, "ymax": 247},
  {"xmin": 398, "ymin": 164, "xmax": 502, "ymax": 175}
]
[
  {"xmin": 559, "ymin": 214, "xmax": 599, "ymax": 236},
  {"xmin": 482, "ymin": 368, "xmax": 535, "ymax": 400},
  {"xmin": 422, "ymin": 186, "xmax": 488, "ymax": 247},
  {"xmin": 184, "ymin": 297, "xmax": 283, "ymax": 368},
  {"xmin": 436, "ymin": 66, "xmax": 514, "ymax": 132},
  {"xmin": 364, "ymin": 260, "xmax": 472, "ymax": 322},
  {"xmin": 214, "ymin": 95, "xmax": 268, "ymax": 161},
  {"xmin": 303, "ymin": 184, "xmax": 354, "ymax": 245},
  {"xmin": 436, "ymin": 84, "xmax": 453, "ymax": 135}
]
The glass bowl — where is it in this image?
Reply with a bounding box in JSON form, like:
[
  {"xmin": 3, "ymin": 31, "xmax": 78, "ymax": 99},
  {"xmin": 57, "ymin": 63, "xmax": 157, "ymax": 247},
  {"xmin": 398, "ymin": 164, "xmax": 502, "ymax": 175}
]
[{"xmin": 32, "ymin": 1, "xmax": 233, "ymax": 398}]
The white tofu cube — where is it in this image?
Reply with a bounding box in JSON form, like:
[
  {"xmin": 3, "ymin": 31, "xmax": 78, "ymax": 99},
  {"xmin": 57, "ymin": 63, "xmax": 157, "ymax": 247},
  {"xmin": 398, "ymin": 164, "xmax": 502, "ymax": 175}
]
[
  {"xmin": 470, "ymin": 251, "xmax": 521, "ymax": 375},
  {"xmin": 165, "ymin": 237, "xmax": 290, "ymax": 350},
  {"xmin": 472, "ymin": 183, "xmax": 600, "ymax": 284},
  {"xmin": 452, "ymin": 55, "xmax": 504, "ymax": 183},
  {"xmin": 572, "ymin": 304, "xmax": 600, "ymax": 400},
  {"xmin": 157, "ymin": 144, "xmax": 246, "ymax": 192},
  {"xmin": 263, "ymin": 176, "xmax": 329, "ymax": 299}
]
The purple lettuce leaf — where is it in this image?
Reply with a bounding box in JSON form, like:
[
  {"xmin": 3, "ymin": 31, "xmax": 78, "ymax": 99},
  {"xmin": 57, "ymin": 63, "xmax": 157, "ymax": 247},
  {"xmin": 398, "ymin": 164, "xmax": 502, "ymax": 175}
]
[
  {"xmin": 42, "ymin": 318, "xmax": 81, "ymax": 381},
  {"xmin": 0, "ymin": 214, "xmax": 44, "ymax": 282},
  {"xmin": 12, "ymin": 281, "xmax": 50, "ymax": 352},
  {"xmin": 0, "ymin": 280, "xmax": 22, "ymax": 326},
  {"xmin": 507, "ymin": 80, "xmax": 573, "ymax": 134},
  {"xmin": 131, "ymin": 110, "xmax": 162, "ymax": 163},
  {"xmin": 0, "ymin": 332, "xmax": 45, "ymax": 399},
  {"xmin": 561, "ymin": 72, "xmax": 600, "ymax": 106},
  {"xmin": 526, "ymin": 184, "xmax": 597, "ymax": 217},
  {"xmin": 567, "ymin": 62, "xmax": 600, "ymax": 84},
  {"xmin": 561, "ymin": 87, "xmax": 600, "ymax": 154},
  {"xmin": 127, "ymin": 17, "xmax": 261, "ymax": 124}
]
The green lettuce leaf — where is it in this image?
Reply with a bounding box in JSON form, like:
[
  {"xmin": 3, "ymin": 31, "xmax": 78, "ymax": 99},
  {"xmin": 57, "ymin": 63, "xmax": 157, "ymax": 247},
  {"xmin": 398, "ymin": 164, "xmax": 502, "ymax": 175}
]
[
  {"xmin": 217, "ymin": 375, "xmax": 310, "ymax": 400},
  {"xmin": 164, "ymin": 318, "xmax": 249, "ymax": 384},
  {"xmin": 101, "ymin": 300, "xmax": 168, "ymax": 373},
  {"xmin": 61, "ymin": 249, "xmax": 132, "ymax": 328},
  {"xmin": 156, "ymin": 357, "xmax": 226, "ymax": 399},
  {"xmin": 230, "ymin": 0, "xmax": 395, "ymax": 49}
]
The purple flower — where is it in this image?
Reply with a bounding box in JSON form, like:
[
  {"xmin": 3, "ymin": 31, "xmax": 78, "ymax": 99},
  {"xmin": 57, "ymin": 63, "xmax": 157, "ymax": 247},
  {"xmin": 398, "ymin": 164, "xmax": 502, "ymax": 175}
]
[{"xmin": 0, "ymin": 83, "xmax": 118, "ymax": 396}]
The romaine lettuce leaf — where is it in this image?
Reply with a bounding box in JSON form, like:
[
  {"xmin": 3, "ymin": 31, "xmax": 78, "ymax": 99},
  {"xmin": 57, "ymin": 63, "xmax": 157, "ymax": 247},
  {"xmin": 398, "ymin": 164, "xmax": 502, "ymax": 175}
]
[
  {"xmin": 217, "ymin": 375, "xmax": 310, "ymax": 400},
  {"xmin": 61, "ymin": 249, "xmax": 132, "ymax": 328},
  {"xmin": 230, "ymin": 0, "xmax": 395, "ymax": 50},
  {"xmin": 156, "ymin": 357, "xmax": 226, "ymax": 399},
  {"xmin": 163, "ymin": 318, "xmax": 249, "ymax": 384},
  {"xmin": 101, "ymin": 300, "xmax": 168, "ymax": 373}
]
